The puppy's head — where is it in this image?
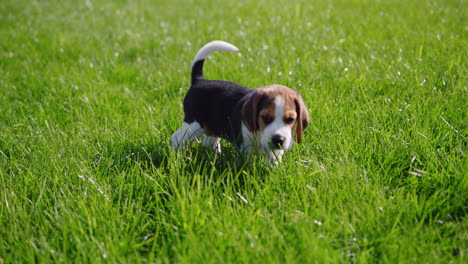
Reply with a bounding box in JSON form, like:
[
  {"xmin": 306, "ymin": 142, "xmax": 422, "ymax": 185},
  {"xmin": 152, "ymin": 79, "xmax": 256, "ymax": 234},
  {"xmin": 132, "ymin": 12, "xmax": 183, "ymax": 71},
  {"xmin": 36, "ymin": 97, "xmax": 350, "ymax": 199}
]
[{"xmin": 241, "ymin": 85, "xmax": 310, "ymax": 151}]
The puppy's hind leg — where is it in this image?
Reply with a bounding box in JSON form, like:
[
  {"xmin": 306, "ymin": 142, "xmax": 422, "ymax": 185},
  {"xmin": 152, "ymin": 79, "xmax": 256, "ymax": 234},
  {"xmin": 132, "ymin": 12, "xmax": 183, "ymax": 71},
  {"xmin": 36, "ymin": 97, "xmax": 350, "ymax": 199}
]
[{"xmin": 172, "ymin": 121, "xmax": 204, "ymax": 150}]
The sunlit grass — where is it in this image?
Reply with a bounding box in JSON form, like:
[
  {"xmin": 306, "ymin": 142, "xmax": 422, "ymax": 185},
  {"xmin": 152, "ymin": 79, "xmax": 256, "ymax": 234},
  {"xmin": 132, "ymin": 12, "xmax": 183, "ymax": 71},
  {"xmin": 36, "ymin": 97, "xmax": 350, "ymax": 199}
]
[{"xmin": 0, "ymin": 0, "xmax": 466, "ymax": 262}]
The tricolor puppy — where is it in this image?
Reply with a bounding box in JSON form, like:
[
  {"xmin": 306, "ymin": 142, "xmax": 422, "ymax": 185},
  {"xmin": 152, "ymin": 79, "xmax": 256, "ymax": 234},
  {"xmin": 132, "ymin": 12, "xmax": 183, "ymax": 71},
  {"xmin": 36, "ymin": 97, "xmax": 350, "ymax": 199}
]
[{"xmin": 172, "ymin": 40, "xmax": 309, "ymax": 165}]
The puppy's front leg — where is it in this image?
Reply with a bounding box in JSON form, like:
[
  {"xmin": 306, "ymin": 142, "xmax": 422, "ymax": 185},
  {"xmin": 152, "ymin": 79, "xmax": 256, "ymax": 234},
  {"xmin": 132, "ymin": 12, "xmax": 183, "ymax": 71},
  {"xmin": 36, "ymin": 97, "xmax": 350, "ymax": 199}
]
[
  {"xmin": 266, "ymin": 150, "xmax": 284, "ymax": 167},
  {"xmin": 203, "ymin": 136, "xmax": 221, "ymax": 155}
]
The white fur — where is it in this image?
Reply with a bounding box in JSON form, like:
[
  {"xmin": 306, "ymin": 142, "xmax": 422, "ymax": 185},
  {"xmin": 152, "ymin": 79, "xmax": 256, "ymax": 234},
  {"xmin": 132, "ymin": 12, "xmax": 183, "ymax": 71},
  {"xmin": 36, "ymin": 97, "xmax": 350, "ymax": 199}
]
[
  {"xmin": 203, "ymin": 136, "xmax": 221, "ymax": 154},
  {"xmin": 192, "ymin": 40, "xmax": 239, "ymax": 65},
  {"xmin": 261, "ymin": 96, "xmax": 293, "ymax": 151}
]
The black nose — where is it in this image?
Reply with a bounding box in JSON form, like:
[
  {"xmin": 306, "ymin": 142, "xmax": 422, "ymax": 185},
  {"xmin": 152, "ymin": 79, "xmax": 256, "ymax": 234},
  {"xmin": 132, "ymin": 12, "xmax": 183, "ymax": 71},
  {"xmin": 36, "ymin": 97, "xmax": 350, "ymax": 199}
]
[{"xmin": 271, "ymin": 135, "xmax": 285, "ymax": 149}]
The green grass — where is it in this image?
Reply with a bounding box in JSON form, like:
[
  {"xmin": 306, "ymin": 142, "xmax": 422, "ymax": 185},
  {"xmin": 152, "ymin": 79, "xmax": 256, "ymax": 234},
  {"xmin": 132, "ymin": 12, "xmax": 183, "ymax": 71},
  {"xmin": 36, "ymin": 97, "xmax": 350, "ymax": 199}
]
[{"xmin": 0, "ymin": 0, "xmax": 466, "ymax": 262}]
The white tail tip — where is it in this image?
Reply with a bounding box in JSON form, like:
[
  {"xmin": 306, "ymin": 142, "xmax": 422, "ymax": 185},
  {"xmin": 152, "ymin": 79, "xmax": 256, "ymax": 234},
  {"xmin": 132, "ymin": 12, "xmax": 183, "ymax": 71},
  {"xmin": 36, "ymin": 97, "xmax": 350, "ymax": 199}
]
[{"xmin": 193, "ymin": 40, "xmax": 239, "ymax": 64}]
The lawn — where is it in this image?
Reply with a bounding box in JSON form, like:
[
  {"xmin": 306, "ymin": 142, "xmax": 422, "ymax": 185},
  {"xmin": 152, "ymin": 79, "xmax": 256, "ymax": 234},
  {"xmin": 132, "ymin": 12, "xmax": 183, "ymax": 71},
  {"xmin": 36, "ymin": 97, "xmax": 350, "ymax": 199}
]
[{"xmin": 0, "ymin": 0, "xmax": 466, "ymax": 262}]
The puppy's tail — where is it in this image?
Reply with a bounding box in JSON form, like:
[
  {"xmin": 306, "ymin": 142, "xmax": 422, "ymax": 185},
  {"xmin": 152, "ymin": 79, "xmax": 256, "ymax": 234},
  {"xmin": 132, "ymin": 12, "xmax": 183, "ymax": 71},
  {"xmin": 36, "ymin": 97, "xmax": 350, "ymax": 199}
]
[{"xmin": 191, "ymin": 40, "xmax": 239, "ymax": 83}]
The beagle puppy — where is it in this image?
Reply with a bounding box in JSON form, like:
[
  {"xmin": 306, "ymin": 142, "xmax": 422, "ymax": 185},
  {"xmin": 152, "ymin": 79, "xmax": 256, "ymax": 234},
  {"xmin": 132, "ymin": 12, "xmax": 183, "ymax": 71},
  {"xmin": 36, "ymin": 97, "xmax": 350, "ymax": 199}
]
[{"xmin": 172, "ymin": 40, "xmax": 309, "ymax": 165}]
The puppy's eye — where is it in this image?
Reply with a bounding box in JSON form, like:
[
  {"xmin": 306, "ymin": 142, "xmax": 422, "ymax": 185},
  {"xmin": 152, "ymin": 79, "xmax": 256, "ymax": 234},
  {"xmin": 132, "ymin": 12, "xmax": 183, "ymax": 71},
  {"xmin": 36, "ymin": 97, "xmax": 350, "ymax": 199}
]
[
  {"xmin": 262, "ymin": 116, "xmax": 273, "ymax": 125},
  {"xmin": 285, "ymin": 117, "xmax": 295, "ymax": 124}
]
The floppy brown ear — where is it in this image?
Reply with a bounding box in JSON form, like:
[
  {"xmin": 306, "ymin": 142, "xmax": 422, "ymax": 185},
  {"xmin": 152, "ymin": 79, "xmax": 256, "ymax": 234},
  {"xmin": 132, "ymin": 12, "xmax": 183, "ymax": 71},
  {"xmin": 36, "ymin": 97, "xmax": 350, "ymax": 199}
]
[
  {"xmin": 294, "ymin": 94, "xmax": 310, "ymax": 144},
  {"xmin": 241, "ymin": 90, "xmax": 265, "ymax": 132}
]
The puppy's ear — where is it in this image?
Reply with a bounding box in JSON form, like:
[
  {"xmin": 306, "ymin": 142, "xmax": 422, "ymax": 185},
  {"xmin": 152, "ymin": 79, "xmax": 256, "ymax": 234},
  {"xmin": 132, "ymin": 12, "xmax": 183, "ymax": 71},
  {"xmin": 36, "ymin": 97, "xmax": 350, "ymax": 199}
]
[
  {"xmin": 294, "ymin": 93, "xmax": 310, "ymax": 144},
  {"xmin": 241, "ymin": 90, "xmax": 265, "ymax": 132}
]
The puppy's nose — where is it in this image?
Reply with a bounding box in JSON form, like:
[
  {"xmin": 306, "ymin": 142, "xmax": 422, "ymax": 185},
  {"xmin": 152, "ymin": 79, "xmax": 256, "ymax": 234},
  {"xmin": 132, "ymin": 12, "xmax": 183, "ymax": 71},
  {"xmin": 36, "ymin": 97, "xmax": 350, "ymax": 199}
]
[{"xmin": 271, "ymin": 135, "xmax": 285, "ymax": 149}]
